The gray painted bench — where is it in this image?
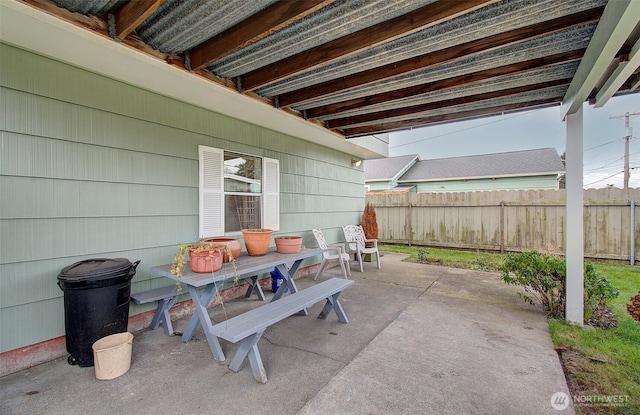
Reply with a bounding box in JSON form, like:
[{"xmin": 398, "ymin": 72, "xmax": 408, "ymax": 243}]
[
  {"xmin": 131, "ymin": 286, "xmax": 186, "ymax": 336},
  {"xmin": 210, "ymin": 277, "xmax": 354, "ymax": 383}
]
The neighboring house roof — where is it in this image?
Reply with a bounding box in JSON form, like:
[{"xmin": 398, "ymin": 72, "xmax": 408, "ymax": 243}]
[
  {"xmin": 364, "ymin": 154, "xmax": 419, "ymax": 182},
  {"xmin": 398, "ymin": 148, "xmax": 564, "ymax": 182},
  {"xmin": 225, "ymin": 173, "xmax": 260, "ymax": 186}
]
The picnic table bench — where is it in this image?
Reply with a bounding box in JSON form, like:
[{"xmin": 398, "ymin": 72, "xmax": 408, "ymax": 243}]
[
  {"xmin": 130, "ymin": 285, "xmax": 186, "ymax": 336},
  {"xmin": 211, "ymin": 277, "xmax": 354, "ymax": 383}
]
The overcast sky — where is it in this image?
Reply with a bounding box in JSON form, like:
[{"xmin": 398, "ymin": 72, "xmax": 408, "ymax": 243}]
[{"xmin": 388, "ymin": 94, "xmax": 640, "ymax": 189}]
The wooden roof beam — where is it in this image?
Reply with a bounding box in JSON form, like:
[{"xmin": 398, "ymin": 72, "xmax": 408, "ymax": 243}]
[
  {"xmin": 278, "ymin": 7, "xmax": 604, "ymax": 108},
  {"xmin": 594, "ymin": 36, "xmax": 640, "ymax": 107},
  {"xmin": 306, "ymin": 48, "xmax": 585, "ymax": 119},
  {"xmin": 328, "ymin": 78, "xmax": 572, "ymax": 129},
  {"xmin": 113, "ymin": 0, "xmax": 166, "ymax": 40},
  {"xmin": 240, "ymin": 0, "xmax": 497, "ymax": 91},
  {"xmin": 188, "ymin": 0, "xmax": 335, "ymax": 71},
  {"xmin": 562, "ymin": 0, "xmax": 640, "ymax": 116},
  {"xmin": 342, "ymin": 97, "xmax": 563, "ymax": 137}
]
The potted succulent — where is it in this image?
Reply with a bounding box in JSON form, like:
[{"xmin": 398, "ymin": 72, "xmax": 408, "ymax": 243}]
[
  {"xmin": 274, "ymin": 235, "xmax": 303, "ymax": 254},
  {"xmin": 241, "ymin": 228, "xmax": 273, "ymax": 256}
]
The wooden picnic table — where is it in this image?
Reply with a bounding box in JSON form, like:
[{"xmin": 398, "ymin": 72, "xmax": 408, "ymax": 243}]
[{"xmin": 150, "ymin": 247, "xmax": 323, "ymax": 361}]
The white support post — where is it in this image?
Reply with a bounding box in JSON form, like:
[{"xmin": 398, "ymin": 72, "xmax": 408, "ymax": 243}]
[{"xmin": 565, "ymin": 106, "xmax": 584, "ymax": 326}]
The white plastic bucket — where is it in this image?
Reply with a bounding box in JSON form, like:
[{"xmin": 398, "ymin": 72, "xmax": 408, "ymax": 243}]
[{"xmin": 92, "ymin": 332, "xmax": 133, "ymax": 380}]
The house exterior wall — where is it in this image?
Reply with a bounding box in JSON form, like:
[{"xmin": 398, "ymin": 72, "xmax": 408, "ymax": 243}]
[
  {"xmin": 367, "ymin": 181, "xmax": 396, "ymax": 191},
  {"xmin": 0, "ymin": 43, "xmax": 364, "ymax": 354},
  {"xmin": 410, "ymin": 175, "xmax": 560, "ymax": 192}
]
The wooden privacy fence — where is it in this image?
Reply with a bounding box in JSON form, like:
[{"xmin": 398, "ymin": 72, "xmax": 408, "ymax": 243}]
[{"xmin": 366, "ymin": 188, "xmax": 640, "ymax": 263}]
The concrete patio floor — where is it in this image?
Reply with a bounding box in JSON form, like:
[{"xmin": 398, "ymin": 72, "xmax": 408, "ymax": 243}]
[{"xmin": 1, "ymin": 252, "xmax": 575, "ymax": 415}]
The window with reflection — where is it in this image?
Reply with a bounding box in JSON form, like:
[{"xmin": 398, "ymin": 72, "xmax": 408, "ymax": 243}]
[
  {"xmin": 224, "ymin": 152, "xmax": 262, "ymax": 232},
  {"xmin": 199, "ymin": 145, "xmax": 279, "ymax": 237}
]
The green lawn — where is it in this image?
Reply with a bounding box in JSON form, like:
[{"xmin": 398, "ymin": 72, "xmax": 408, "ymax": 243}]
[
  {"xmin": 548, "ymin": 263, "xmax": 640, "ymax": 415},
  {"xmin": 380, "ymin": 245, "xmax": 640, "ymax": 415},
  {"xmin": 380, "ymin": 244, "xmax": 503, "ymax": 271}
]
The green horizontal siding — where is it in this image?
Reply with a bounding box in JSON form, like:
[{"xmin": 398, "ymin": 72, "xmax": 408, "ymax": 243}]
[
  {"xmin": 1, "ymin": 176, "xmax": 196, "ymax": 219},
  {"xmin": 0, "ymin": 43, "xmax": 364, "ymax": 353},
  {"xmin": 368, "ymin": 181, "xmax": 394, "ymax": 191}
]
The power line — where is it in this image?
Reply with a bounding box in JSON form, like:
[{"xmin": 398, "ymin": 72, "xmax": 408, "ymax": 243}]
[
  {"xmin": 609, "ymin": 111, "xmax": 640, "ymax": 189},
  {"xmin": 584, "ymin": 170, "xmax": 623, "ymax": 187},
  {"xmin": 389, "ymin": 111, "xmax": 532, "ymax": 149},
  {"xmin": 584, "ymin": 150, "xmax": 640, "ymax": 172},
  {"xmin": 584, "ymin": 138, "xmax": 622, "ymax": 152}
]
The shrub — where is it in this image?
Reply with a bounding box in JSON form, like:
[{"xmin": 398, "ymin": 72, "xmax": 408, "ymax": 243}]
[
  {"xmin": 500, "ymin": 250, "xmax": 618, "ymax": 321},
  {"xmin": 416, "ymin": 248, "xmax": 429, "ymax": 263},
  {"xmin": 583, "ymin": 262, "xmax": 619, "ymax": 320},
  {"xmin": 360, "ymin": 203, "xmax": 378, "ymax": 240}
]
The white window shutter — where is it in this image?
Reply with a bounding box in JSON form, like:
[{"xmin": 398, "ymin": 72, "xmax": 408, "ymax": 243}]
[
  {"xmin": 199, "ymin": 145, "xmax": 224, "ymax": 238},
  {"xmin": 263, "ymin": 157, "xmax": 279, "ymax": 231}
]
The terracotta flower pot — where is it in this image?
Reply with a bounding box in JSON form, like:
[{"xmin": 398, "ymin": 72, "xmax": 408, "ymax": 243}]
[
  {"xmin": 189, "ymin": 249, "xmax": 223, "ymax": 273},
  {"xmin": 275, "ymin": 236, "xmax": 302, "ymax": 254},
  {"xmin": 241, "ymin": 229, "xmax": 273, "ymax": 256},
  {"xmin": 201, "ymin": 237, "xmax": 242, "ymax": 262}
]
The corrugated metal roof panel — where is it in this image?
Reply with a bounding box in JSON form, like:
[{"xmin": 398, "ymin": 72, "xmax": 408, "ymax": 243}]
[
  {"xmin": 257, "ymin": 0, "xmax": 605, "ymax": 97},
  {"xmin": 136, "ymin": 0, "xmax": 276, "ymax": 53},
  {"xmin": 288, "ymin": 24, "xmax": 596, "ymax": 110},
  {"xmin": 341, "ymin": 86, "xmax": 568, "ymax": 129},
  {"xmin": 33, "ymin": 0, "xmax": 636, "ymax": 138},
  {"xmin": 52, "ymin": 0, "xmax": 125, "ymax": 15},
  {"xmin": 208, "ymin": 0, "xmax": 436, "ymax": 77},
  {"xmin": 318, "ymin": 62, "xmax": 580, "ymax": 121}
]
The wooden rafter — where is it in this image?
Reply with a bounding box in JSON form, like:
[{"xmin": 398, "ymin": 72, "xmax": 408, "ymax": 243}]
[
  {"xmin": 306, "ymin": 49, "xmax": 585, "ymax": 119},
  {"xmin": 188, "ymin": 0, "xmax": 334, "ymax": 71},
  {"xmin": 562, "ymin": 0, "xmax": 640, "ymax": 116},
  {"xmin": 342, "ymin": 97, "xmax": 564, "ymax": 137},
  {"xmin": 22, "ymin": 0, "xmax": 107, "ymax": 31},
  {"xmin": 240, "ymin": 0, "xmax": 497, "ymax": 91},
  {"xmin": 595, "ymin": 36, "xmax": 640, "ymax": 107},
  {"xmin": 278, "ymin": 7, "xmax": 604, "ymax": 108},
  {"xmin": 113, "ymin": 0, "xmax": 166, "ymax": 40},
  {"xmin": 328, "ymin": 78, "xmax": 572, "ymax": 129},
  {"xmin": 16, "ymin": 0, "xmax": 625, "ymax": 137}
]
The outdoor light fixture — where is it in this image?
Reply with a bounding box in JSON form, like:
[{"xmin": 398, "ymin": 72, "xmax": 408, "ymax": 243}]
[{"xmin": 351, "ymin": 159, "xmax": 362, "ymax": 167}]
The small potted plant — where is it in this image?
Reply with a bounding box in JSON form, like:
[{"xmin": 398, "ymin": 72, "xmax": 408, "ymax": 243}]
[
  {"xmin": 200, "ymin": 237, "xmax": 242, "ymax": 262},
  {"xmin": 171, "ymin": 241, "xmax": 237, "ymax": 290},
  {"xmin": 241, "ymin": 228, "xmax": 273, "ymax": 256},
  {"xmin": 274, "ymin": 235, "xmax": 303, "ymax": 254}
]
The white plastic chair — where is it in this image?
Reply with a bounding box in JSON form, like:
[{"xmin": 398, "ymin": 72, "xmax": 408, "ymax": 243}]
[
  {"xmin": 342, "ymin": 225, "xmax": 381, "ymax": 272},
  {"xmin": 312, "ymin": 229, "xmax": 351, "ymax": 280}
]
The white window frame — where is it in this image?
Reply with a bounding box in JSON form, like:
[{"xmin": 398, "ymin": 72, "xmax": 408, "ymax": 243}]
[{"xmin": 198, "ymin": 145, "xmax": 279, "ymax": 238}]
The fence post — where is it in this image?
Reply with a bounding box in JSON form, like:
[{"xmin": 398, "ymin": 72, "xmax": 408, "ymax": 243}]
[
  {"xmin": 500, "ymin": 201, "xmax": 506, "ymax": 254},
  {"xmin": 631, "ymin": 200, "xmax": 636, "ymax": 266},
  {"xmin": 408, "ymin": 203, "xmax": 413, "ymax": 247}
]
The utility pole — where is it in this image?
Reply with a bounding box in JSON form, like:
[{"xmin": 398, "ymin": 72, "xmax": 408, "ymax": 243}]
[{"xmin": 610, "ymin": 111, "xmax": 640, "ymax": 189}]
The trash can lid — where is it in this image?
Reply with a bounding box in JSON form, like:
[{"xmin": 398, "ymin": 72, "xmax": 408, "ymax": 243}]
[{"xmin": 57, "ymin": 258, "xmax": 135, "ymax": 282}]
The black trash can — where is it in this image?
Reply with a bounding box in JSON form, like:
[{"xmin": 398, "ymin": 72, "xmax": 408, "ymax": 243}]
[{"xmin": 57, "ymin": 258, "xmax": 140, "ymax": 367}]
